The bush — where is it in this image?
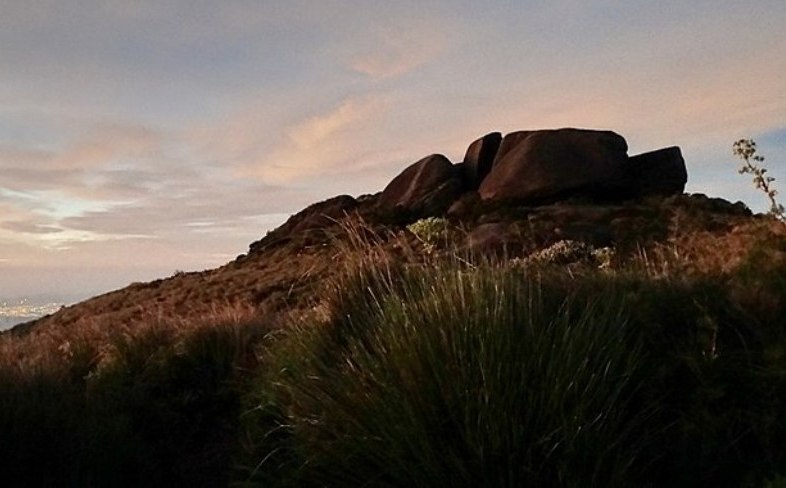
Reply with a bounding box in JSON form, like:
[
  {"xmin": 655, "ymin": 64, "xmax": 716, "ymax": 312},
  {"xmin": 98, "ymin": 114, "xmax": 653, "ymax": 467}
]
[{"xmin": 407, "ymin": 217, "xmax": 451, "ymax": 253}]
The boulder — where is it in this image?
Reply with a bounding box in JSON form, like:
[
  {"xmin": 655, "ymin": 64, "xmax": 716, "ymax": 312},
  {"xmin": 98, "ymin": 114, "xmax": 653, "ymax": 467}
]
[
  {"xmin": 462, "ymin": 132, "xmax": 502, "ymax": 190},
  {"xmin": 446, "ymin": 191, "xmax": 482, "ymax": 220},
  {"xmin": 466, "ymin": 222, "xmax": 516, "ymax": 255},
  {"xmin": 626, "ymin": 146, "xmax": 687, "ymax": 196},
  {"xmin": 248, "ymin": 195, "xmax": 357, "ymax": 252},
  {"xmin": 377, "ymin": 154, "xmax": 462, "ymax": 218},
  {"xmin": 287, "ymin": 195, "xmax": 358, "ymax": 234},
  {"xmin": 478, "ymin": 128, "xmax": 629, "ymax": 204}
]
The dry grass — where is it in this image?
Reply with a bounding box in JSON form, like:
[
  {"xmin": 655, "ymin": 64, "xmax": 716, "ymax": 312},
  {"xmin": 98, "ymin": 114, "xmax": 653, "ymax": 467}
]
[{"xmin": 0, "ymin": 301, "xmax": 259, "ymax": 376}]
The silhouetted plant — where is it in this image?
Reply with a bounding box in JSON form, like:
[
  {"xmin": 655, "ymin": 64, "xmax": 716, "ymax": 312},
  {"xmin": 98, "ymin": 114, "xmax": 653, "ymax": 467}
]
[{"xmin": 733, "ymin": 138, "xmax": 785, "ymax": 219}]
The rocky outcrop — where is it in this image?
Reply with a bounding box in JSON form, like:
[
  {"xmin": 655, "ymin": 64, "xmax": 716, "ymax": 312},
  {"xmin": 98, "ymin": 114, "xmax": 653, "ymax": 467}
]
[
  {"xmin": 249, "ymin": 195, "xmax": 358, "ymax": 252},
  {"xmin": 462, "ymin": 132, "xmax": 502, "ymax": 190},
  {"xmin": 377, "ymin": 154, "xmax": 462, "ymax": 218},
  {"xmin": 478, "ymin": 129, "xmax": 630, "ymax": 204},
  {"xmin": 466, "ymin": 222, "xmax": 521, "ymax": 255},
  {"xmin": 244, "ymin": 127, "xmax": 691, "ymax": 245},
  {"xmin": 627, "ymin": 146, "xmax": 687, "ymax": 196}
]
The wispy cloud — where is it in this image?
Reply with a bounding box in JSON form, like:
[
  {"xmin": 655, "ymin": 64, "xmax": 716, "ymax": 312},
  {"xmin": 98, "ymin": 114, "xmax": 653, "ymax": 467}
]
[
  {"xmin": 348, "ymin": 22, "xmax": 449, "ymax": 79},
  {"xmin": 1, "ymin": 221, "xmax": 63, "ymax": 235},
  {"xmin": 0, "ymin": 123, "xmax": 166, "ymax": 195},
  {"xmin": 215, "ymin": 94, "xmax": 395, "ymax": 185},
  {"xmin": 287, "ymin": 97, "xmax": 383, "ymax": 148}
]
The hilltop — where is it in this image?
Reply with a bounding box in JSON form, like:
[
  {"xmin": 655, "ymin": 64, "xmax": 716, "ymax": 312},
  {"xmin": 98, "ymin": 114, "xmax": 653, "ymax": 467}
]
[
  {"xmin": 0, "ymin": 128, "xmax": 700, "ymax": 336},
  {"xmin": 2, "ymin": 128, "xmax": 786, "ymax": 487},
  {"xmin": 1, "ymin": 128, "xmax": 767, "ymax": 344}
]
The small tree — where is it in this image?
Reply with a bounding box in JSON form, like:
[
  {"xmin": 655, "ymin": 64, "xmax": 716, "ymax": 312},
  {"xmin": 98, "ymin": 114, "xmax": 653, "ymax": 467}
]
[{"xmin": 733, "ymin": 138, "xmax": 785, "ymax": 220}]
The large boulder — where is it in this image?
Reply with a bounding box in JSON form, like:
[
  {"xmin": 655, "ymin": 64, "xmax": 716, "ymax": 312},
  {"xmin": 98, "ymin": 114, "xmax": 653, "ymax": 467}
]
[
  {"xmin": 462, "ymin": 132, "xmax": 502, "ymax": 190},
  {"xmin": 478, "ymin": 128, "xmax": 629, "ymax": 204},
  {"xmin": 626, "ymin": 146, "xmax": 687, "ymax": 196},
  {"xmin": 377, "ymin": 154, "xmax": 462, "ymax": 218},
  {"xmin": 466, "ymin": 222, "xmax": 515, "ymax": 255}
]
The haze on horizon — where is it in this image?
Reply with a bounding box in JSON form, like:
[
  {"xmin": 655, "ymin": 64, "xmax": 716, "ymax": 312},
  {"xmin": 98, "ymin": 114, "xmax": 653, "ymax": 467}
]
[{"xmin": 1, "ymin": 0, "xmax": 785, "ymax": 299}]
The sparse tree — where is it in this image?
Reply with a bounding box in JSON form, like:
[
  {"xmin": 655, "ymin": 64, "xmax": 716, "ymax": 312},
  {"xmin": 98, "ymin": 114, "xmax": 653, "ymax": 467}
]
[{"xmin": 733, "ymin": 138, "xmax": 785, "ymax": 220}]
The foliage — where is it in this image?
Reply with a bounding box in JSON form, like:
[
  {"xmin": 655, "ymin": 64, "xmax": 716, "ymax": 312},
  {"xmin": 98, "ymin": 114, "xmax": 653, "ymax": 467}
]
[
  {"xmin": 515, "ymin": 239, "xmax": 614, "ymax": 268},
  {"xmin": 406, "ymin": 217, "xmax": 450, "ymax": 253},
  {"xmin": 733, "ymin": 138, "xmax": 785, "ymax": 219}
]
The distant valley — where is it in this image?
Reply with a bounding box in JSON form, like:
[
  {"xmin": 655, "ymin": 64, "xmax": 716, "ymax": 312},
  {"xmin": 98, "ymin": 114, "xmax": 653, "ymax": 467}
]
[{"xmin": 0, "ymin": 297, "xmax": 74, "ymax": 331}]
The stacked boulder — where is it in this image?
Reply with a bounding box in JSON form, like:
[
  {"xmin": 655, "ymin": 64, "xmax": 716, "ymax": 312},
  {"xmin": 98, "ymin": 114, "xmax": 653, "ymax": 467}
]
[
  {"xmin": 461, "ymin": 132, "xmax": 502, "ymax": 190},
  {"xmin": 377, "ymin": 127, "xmax": 687, "ymax": 218},
  {"xmin": 376, "ymin": 154, "xmax": 463, "ymax": 218}
]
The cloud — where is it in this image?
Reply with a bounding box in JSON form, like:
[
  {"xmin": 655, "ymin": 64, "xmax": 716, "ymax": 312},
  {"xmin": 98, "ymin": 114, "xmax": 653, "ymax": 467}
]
[
  {"xmin": 218, "ymin": 94, "xmax": 395, "ymax": 185},
  {"xmin": 287, "ymin": 97, "xmax": 385, "ymax": 149},
  {"xmin": 1, "ymin": 192, "xmax": 152, "ymax": 250},
  {"xmin": 55, "ymin": 125, "xmax": 162, "ymax": 170},
  {"xmin": 348, "ymin": 23, "xmax": 449, "ymax": 79},
  {"xmin": 0, "ymin": 123, "xmax": 167, "ymax": 195},
  {"xmin": 0, "ymin": 110, "xmax": 306, "ymax": 261},
  {"xmin": 1, "ymin": 221, "xmax": 63, "ymax": 234}
]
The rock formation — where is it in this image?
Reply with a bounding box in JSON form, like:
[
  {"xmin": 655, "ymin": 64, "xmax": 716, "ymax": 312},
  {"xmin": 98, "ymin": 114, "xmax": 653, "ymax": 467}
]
[
  {"xmin": 626, "ymin": 146, "xmax": 687, "ymax": 196},
  {"xmin": 377, "ymin": 154, "xmax": 462, "ymax": 218},
  {"xmin": 461, "ymin": 132, "xmax": 502, "ymax": 190},
  {"xmin": 478, "ymin": 129, "xmax": 630, "ymax": 203},
  {"xmin": 249, "ymin": 195, "xmax": 357, "ymax": 252},
  {"xmin": 378, "ymin": 127, "xmax": 688, "ymax": 219}
]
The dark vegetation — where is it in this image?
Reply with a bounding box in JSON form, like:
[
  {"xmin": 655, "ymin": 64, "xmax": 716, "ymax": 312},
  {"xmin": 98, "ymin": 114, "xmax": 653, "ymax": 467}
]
[{"xmin": 2, "ymin": 195, "xmax": 786, "ymax": 487}]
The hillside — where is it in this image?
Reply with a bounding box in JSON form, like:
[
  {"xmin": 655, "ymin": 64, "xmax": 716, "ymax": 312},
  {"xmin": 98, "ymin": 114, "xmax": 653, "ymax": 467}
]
[
  {"xmin": 3, "ymin": 128, "xmax": 786, "ymax": 487},
  {"xmin": 4, "ymin": 191, "xmax": 774, "ymax": 343},
  {"xmin": 2, "ymin": 128, "xmax": 772, "ymax": 348}
]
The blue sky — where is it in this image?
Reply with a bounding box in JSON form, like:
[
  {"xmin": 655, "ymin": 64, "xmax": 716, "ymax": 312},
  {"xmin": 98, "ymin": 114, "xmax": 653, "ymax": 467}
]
[{"xmin": 1, "ymin": 1, "xmax": 785, "ymax": 298}]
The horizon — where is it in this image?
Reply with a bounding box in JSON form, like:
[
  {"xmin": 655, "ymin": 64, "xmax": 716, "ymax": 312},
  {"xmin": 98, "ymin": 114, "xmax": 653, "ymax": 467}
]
[{"xmin": 2, "ymin": 1, "xmax": 786, "ymax": 299}]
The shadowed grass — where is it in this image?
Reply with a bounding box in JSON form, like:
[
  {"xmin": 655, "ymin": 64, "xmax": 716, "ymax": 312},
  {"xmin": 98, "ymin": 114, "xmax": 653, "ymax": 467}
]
[
  {"xmin": 243, "ymin": 258, "xmax": 656, "ymax": 487},
  {"xmin": 236, "ymin": 224, "xmax": 786, "ymax": 487},
  {"xmin": 0, "ymin": 313, "xmax": 273, "ymax": 488}
]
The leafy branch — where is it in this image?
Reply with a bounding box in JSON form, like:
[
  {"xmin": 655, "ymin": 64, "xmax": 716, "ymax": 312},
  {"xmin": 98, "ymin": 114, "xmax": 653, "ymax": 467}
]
[{"xmin": 733, "ymin": 138, "xmax": 784, "ymax": 219}]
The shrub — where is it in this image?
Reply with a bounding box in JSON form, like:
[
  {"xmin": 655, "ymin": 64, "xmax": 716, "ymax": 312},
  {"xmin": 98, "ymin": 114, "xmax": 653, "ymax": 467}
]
[
  {"xmin": 406, "ymin": 217, "xmax": 450, "ymax": 253},
  {"xmin": 514, "ymin": 240, "xmax": 615, "ymax": 269}
]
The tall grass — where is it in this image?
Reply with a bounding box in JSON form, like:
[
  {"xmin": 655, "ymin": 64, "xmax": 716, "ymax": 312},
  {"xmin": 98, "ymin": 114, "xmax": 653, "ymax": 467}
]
[
  {"xmin": 237, "ymin": 223, "xmax": 786, "ymax": 487},
  {"xmin": 241, "ymin": 258, "xmax": 655, "ymax": 487}
]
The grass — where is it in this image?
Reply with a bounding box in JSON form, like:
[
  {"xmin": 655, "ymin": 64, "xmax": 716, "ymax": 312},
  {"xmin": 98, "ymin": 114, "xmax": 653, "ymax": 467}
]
[
  {"xmin": 248, "ymin": 262, "xmax": 652, "ymax": 487},
  {"xmin": 239, "ymin": 219, "xmax": 786, "ymax": 487},
  {"xmin": 0, "ymin": 313, "xmax": 272, "ymax": 487},
  {"xmin": 2, "ymin": 212, "xmax": 786, "ymax": 486}
]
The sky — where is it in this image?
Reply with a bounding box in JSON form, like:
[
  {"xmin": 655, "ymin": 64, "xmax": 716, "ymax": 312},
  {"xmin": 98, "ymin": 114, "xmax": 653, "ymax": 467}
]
[{"xmin": 1, "ymin": 0, "xmax": 785, "ymax": 299}]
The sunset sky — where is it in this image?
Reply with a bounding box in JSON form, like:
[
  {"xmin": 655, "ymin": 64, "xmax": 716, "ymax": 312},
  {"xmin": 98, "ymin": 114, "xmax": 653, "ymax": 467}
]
[{"xmin": 1, "ymin": 1, "xmax": 785, "ymax": 299}]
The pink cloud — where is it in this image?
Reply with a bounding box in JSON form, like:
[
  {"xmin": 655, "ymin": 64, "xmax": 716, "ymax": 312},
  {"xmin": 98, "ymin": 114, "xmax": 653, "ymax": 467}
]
[{"xmin": 348, "ymin": 23, "xmax": 449, "ymax": 79}]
